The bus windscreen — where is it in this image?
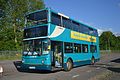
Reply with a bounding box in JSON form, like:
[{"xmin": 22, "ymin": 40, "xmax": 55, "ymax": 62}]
[{"xmin": 24, "ymin": 26, "xmax": 48, "ymax": 38}]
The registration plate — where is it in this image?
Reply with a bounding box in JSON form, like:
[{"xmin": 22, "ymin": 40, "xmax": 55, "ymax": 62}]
[{"xmin": 29, "ymin": 66, "xmax": 35, "ymax": 69}]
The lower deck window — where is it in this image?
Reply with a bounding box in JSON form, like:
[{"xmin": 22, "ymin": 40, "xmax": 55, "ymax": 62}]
[
  {"xmin": 74, "ymin": 43, "xmax": 81, "ymax": 53},
  {"xmin": 90, "ymin": 45, "xmax": 97, "ymax": 53},
  {"xmin": 64, "ymin": 42, "xmax": 73, "ymax": 53},
  {"xmin": 82, "ymin": 44, "xmax": 88, "ymax": 53}
]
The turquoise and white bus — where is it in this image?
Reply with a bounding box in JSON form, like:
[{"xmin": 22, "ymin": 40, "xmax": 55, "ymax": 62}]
[{"xmin": 21, "ymin": 8, "xmax": 100, "ymax": 71}]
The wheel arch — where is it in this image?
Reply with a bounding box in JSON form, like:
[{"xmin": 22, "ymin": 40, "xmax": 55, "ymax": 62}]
[{"xmin": 67, "ymin": 57, "xmax": 73, "ymax": 64}]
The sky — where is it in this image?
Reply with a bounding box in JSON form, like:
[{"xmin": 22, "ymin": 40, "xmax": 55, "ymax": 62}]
[{"xmin": 44, "ymin": 0, "xmax": 120, "ymax": 35}]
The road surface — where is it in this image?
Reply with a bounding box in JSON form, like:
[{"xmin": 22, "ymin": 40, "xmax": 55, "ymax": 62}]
[{"xmin": 0, "ymin": 53, "xmax": 120, "ymax": 80}]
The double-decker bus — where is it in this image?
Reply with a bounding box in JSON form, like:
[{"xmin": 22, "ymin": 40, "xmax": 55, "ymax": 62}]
[{"xmin": 21, "ymin": 8, "xmax": 100, "ymax": 71}]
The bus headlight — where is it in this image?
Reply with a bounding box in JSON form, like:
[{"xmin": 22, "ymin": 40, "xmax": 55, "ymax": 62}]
[
  {"xmin": 28, "ymin": 52, "xmax": 32, "ymax": 55},
  {"xmin": 23, "ymin": 52, "xmax": 28, "ymax": 56},
  {"xmin": 42, "ymin": 60, "xmax": 44, "ymax": 64},
  {"xmin": 22, "ymin": 60, "xmax": 25, "ymax": 63},
  {"xmin": 33, "ymin": 52, "xmax": 38, "ymax": 56}
]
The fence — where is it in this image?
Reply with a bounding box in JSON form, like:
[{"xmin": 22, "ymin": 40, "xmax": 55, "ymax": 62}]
[
  {"xmin": 100, "ymin": 50, "xmax": 120, "ymax": 54},
  {"xmin": 0, "ymin": 51, "xmax": 22, "ymax": 60},
  {"xmin": 0, "ymin": 50, "xmax": 120, "ymax": 60}
]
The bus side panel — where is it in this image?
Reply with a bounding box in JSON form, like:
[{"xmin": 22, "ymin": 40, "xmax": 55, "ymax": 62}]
[
  {"xmin": 64, "ymin": 53, "xmax": 93, "ymax": 67},
  {"xmin": 49, "ymin": 24, "xmax": 100, "ymax": 67}
]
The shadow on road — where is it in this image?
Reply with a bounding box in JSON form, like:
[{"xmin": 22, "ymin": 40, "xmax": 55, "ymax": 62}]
[
  {"xmin": 107, "ymin": 58, "xmax": 120, "ymax": 73},
  {"xmin": 107, "ymin": 67, "xmax": 120, "ymax": 73},
  {"xmin": 89, "ymin": 63, "xmax": 120, "ymax": 73},
  {"xmin": 90, "ymin": 58, "xmax": 120, "ymax": 73},
  {"xmin": 89, "ymin": 63, "xmax": 112, "ymax": 68},
  {"xmin": 111, "ymin": 58, "xmax": 120, "ymax": 63},
  {"xmin": 13, "ymin": 61, "xmax": 62, "ymax": 74},
  {"xmin": 16, "ymin": 69, "xmax": 62, "ymax": 74}
]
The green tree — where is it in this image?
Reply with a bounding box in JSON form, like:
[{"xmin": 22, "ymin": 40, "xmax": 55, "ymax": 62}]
[
  {"xmin": 0, "ymin": 0, "xmax": 45, "ymax": 50},
  {"xmin": 116, "ymin": 36, "xmax": 120, "ymax": 50},
  {"xmin": 99, "ymin": 31, "xmax": 118, "ymax": 50}
]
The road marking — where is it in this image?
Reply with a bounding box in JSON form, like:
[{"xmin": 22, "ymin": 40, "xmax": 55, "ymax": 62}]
[
  {"xmin": 103, "ymin": 65, "xmax": 106, "ymax": 67},
  {"xmin": 96, "ymin": 67, "xmax": 100, "ymax": 70},
  {"xmin": 86, "ymin": 70, "xmax": 91, "ymax": 73},
  {"xmin": 72, "ymin": 74, "xmax": 79, "ymax": 78}
]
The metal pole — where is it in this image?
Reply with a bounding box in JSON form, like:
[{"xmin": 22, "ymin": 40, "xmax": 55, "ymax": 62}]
[{"xmin": 108, "ymin": 38, "xmax": 111, "ymax": 53}]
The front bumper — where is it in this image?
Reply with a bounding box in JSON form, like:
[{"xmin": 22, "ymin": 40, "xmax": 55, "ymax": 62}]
[{"xmin": 16, "ymin": 63, "xmax": 52, "ymax": 71}]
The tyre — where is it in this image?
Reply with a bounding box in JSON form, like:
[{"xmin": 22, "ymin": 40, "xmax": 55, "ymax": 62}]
[
  {"xmin": 91, "ymin": 57, "xmax": 95, "ymax": 65},
  {"xmin": 65, "ymin": 59, "xmax": 73, "ymax": 71}
]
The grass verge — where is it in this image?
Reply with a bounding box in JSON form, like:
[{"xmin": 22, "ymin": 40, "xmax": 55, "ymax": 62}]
[{"xmin": 0, "ymin": 53, "xmax": 22, "ymax": 61}]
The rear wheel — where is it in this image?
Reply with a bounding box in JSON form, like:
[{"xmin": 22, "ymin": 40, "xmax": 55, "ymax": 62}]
[
  {"xmin": 91, "ymin": 57, "xmax": 95, "ymax": 65},
  {"xmin": 65, "ymin": 59, "xmax": 73, "ymax": 71}
]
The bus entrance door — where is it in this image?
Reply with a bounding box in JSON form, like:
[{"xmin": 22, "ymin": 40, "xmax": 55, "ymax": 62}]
[{"xmin": 51, "ymin": 41, "xmax": 63, "ymax": 68}]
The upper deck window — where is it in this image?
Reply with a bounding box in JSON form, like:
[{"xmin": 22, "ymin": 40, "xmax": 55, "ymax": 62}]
[
  {"xmin": 50, "ymin": 11, "xmax": 98, "ymax": 37},
  {"xmin": 72, "ymin": 21, "xmax": 80, "ymax": 32},
  {"xmin": 80, "ymin": 24, "xmax": 98, "ymax": 37},
  {"xmin": 63, "ymin": 17, "xmax": 72, "ymax": 29},
  {"xmin": 51, "ymin": 12, "xmax": 61, "ymax": 26},
  {"xmin": 26, "ymin": 10, "xmax": 48, "ymax": 27},
  {"xmin": 88, "ymin": 27, "xmax": 98, "ymax": 37},
  {"xmin": 80, "ymin": 24, "xmax": 89, "ymax": 34},
  {"xmin": 93, "ymin": 29, "xmax": 98, "ymax": 37}
]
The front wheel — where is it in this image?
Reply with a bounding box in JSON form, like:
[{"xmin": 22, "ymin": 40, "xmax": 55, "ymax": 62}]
[{"xmin": 64, "ymin": 59, "xmax": 73, "ymax": 71}]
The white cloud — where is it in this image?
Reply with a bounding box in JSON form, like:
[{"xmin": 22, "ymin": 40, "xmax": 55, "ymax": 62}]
[
  {"xmin": 117, "ymin": 3, "xmax": 120, "ymax": 7},
  {"xmin": 113, "ymin": 32, "xmax": 120, "ymax": 37},
  {"xmin": 97, "ymin": 27, "xmax": 113, "ymax": 36},
  {"xmin": 97, "ymin": 29, "xmax": 104, "ymax": 36},
  {"xmin": 118, "ymin": 3, "xmax": 120, "ymax": 7}
]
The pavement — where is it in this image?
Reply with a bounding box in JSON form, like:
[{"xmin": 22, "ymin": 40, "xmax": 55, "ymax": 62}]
[{"xmin": 0, "ymin": 53, "xmax": 120, "ymax": 80}]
